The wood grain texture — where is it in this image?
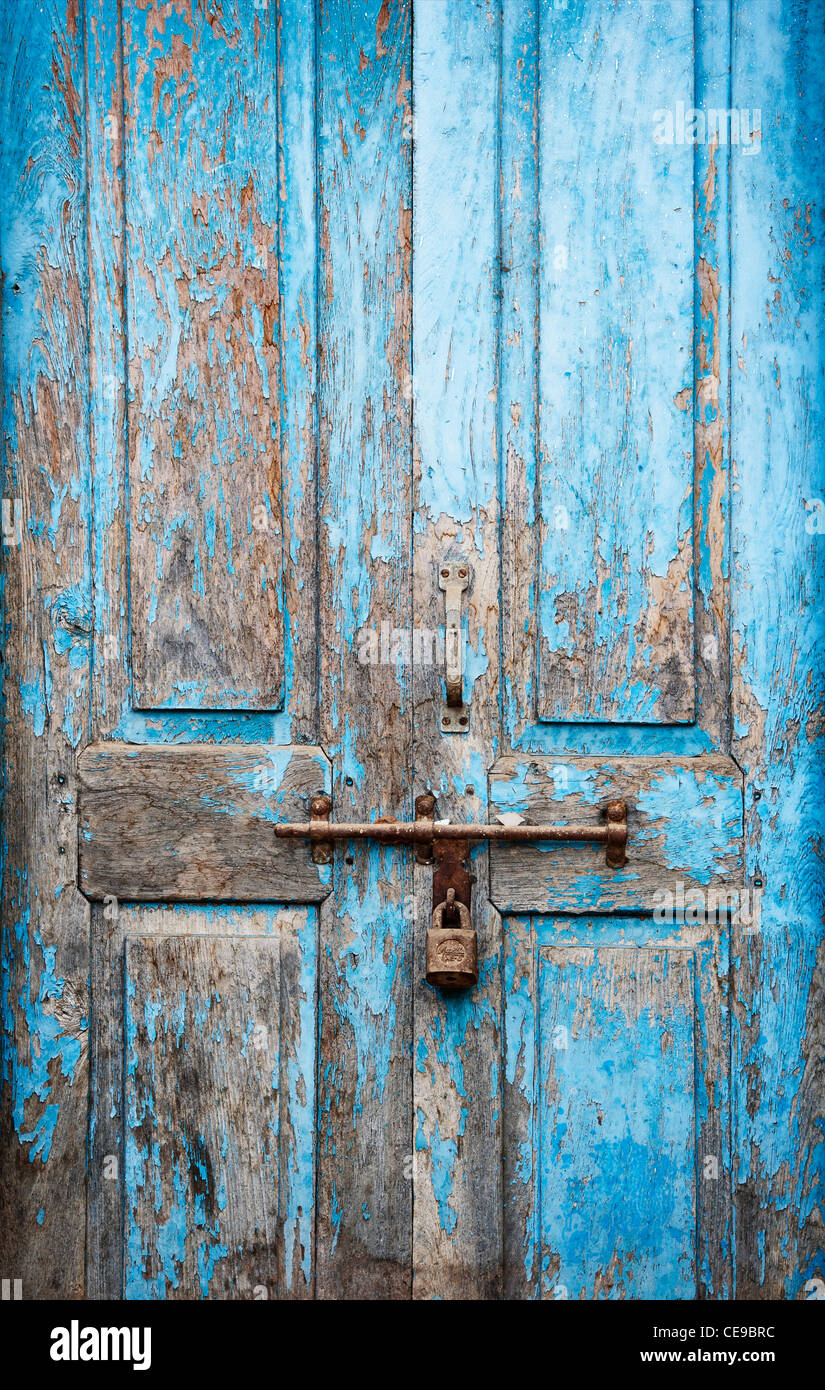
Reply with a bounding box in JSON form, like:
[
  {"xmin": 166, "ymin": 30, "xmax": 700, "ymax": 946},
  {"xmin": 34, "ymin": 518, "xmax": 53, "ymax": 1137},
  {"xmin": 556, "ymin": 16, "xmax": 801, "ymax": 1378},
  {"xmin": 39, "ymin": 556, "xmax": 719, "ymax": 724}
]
[
  {"xmin": 88, "ymin": 905, "xmax": 316, "ymax": 1298},
  {"xmin": 123, "ymin": 0, "xmax": 284, "ymax": 710},
  {"xmin": 4, "ymin": 0, "xmax": 820, "ymax": 1306},
  {"xmin": 501, "ymin": 0, "xmax": 729, "ymax": 756},
  {"xmin": 489, "ymin": 755, "xmax": 743, "ymax": 913},
  {"xmin": 125, "ymin": 934, "xmax": 282, "ymax": 1298},
  {"xmin": 0, "ymin": 0, "xmax": 91, "ymax": 1298},
  {"xmin": 315, "ymin": 0, "xmax": 414, "ymax": 1298},
  {"xmin": 78, "ymin": 743, "xmax": 332, "ymax": 901},
  {"xmin": 89, "ymin": 0, "xmax": 319, "ymax": 742},
  {"xmin": 88, "ymin": 0, "xmax": 130, "ymax": 735},
  {"xmin": 730, "ymin": 0, "xmax": 825, "ymax": 1299},
  {"xmin": 277, "ymin": 0, "xmax": 321, "ymax": 744},
  {"xmin": 536, "ymin": 0, "xmax": 695, "ymax": 723},
  {"xmin": 411, "ymin": 0, "xmax": 503, "ymax": 1300},
  {"xmin": 504, "ymin": 921, "xmax": 732, "ymax": 1300},
  {"xmin": 694, "ymin": 0, "xmax": 732, "ymax": 749},
  {"xmin": 500, "ymin": 0, "xmax": 539, "ymax": 751}
]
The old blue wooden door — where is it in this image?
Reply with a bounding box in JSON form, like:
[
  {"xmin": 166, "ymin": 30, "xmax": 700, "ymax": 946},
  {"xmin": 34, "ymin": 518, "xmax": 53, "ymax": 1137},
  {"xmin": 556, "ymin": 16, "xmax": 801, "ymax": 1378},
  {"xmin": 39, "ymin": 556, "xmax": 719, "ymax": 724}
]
[{"xmin": 1, "ymin": 0, "xmax": 822, "ymax": 1301}]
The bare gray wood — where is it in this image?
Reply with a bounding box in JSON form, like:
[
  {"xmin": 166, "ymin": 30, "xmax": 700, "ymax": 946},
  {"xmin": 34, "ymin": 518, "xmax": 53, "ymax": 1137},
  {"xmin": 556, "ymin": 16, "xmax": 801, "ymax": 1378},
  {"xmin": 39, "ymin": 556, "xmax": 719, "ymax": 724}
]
[
  {"xmin": 125, "ymin": 935, "xmax": 280, "ymax": 1297},
  {"xmin": 78, "ymin": 743, "xmax": 331, "ymax": 902},
  {"xmin": 489, "ymin": 755, "xmax": 743, "ymax": 913},
  {"xmin": 87, "ymin": 905, "xmax": 316, "ymax": 1299}
]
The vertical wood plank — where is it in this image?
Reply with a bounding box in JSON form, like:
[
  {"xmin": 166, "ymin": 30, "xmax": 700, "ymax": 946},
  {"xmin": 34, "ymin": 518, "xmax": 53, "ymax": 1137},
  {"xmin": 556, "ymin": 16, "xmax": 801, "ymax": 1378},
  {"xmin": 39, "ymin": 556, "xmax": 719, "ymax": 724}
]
[
  {"xmin": 731, "ymin": 0, "xmax": 825, "ymax": 1299},
  {"xmin": 123, "ymin": 0, "xmax": 283, "ymax": 710},
  {"xmin": 87, "ymin": 0, "xmax": 130, "ymax": 735},
  {"xmin": 536, "ymin": 0, "xmax": 695, "ymax": 724},
  {"xmin": 501, "ymin": 0, "xmax": 539, "ymax": 750},
  {"xmin": 87, "ymin": 903, "xmax": 124, "ymax": 1298},
  {"xmin": 316, "ymin": 0, "xmax": 414, "ymax": 1297},
  {"xmin": 694, "ymin": 0, "xmax": 732, "ymax": 748},
  {"xmin": 411, "ymin": 0, "xmax": 503, "ymax": 1299},
  {"xmin": 278, "ymin": 0, "xmax": 320, "ymax": 744},
  {"xmin": 277, "ymin": 905, "xmax": 317, "ymax": 1297},
  {"xmin": 0, "ymin": 0, "xmax": 91, "ymax": 1298},
  {"xmin": 502, "ymin": 916, "xmax": 539, "ymax": 1298}
]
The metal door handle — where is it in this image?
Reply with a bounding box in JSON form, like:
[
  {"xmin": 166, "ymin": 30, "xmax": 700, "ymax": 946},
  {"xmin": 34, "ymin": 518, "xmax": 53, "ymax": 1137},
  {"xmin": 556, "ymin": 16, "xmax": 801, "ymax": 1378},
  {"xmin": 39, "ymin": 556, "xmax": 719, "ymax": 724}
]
[{"xmin": 439, "ymin": 562, "xmax": 469, "ymax": 733}]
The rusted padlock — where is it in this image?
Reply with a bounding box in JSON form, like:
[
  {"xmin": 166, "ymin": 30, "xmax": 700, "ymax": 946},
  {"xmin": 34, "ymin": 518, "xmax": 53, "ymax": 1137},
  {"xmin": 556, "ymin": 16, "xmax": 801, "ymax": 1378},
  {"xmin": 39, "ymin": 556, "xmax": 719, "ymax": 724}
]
[{"xmin": 426, "ymin": 888, "xmax": 478, "ymax": 990}]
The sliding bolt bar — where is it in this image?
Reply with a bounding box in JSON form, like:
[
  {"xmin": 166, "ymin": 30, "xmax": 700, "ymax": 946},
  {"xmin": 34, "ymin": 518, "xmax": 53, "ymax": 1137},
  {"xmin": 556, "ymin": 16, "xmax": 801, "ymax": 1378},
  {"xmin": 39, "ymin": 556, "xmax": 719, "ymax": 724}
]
[{"xmin": 276, "ymin": 799, "xmax": 628, "ymax": 868}]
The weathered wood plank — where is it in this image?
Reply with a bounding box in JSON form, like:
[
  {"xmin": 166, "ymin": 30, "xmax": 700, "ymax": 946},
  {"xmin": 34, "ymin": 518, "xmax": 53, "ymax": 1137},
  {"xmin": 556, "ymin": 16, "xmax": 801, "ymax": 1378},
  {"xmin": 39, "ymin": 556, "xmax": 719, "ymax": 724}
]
[
  {"xmin": 0, "ymin": 0, "xmax": 91, "ymax": 1298},
  {"xmin": 411, "ymin": 0, "xmax": 503, "ymax": 1300},
  {"xmin": 77, "ymin": 743, "xmax": 331, "ymax": 901},
  {"xmin": 694, "ymin": 0, "xmax": 732, "ymax": 749},
  {"xmin": 277, "ymin": 0, "xmax": 320, "ymax": 745},
  {"xmin": 123, "ymin": 0, "xmax": 283, "ymax": 710},
  {"xmin": 88, "ymin": 0, "xmax": 130, "ymax": 735},
  {"xmin": 730, "ymin": 0, "xmax": 825, "ymax": 1299},
  {"xmin": 489, "ymin": 755, "xmax": 743, "ymax": 913},
  {"xmin": 501, "ymin": 0, "xmax": 539, "ymax": 751},
  {"xmin": 536, "ymin": 0, "xmax": 695, "ymax": 723},
  {"xmin": 315, "ymin": 0, "xmax": 414, "ymax": 1297},
  {"xmin": 538, "ymin": 946, "xmax": 697, "ymax": 1299},
  {"xmin": 124, "ymin": 934, "xmax": 282, "ymax": 1297},
  {"xmin": 502, "ymin": 915, "xmax": 539, "ymax": 1299},
  {"xmin": 87, "ymin": 906, "xmax": 315, "ymax": 1298}
]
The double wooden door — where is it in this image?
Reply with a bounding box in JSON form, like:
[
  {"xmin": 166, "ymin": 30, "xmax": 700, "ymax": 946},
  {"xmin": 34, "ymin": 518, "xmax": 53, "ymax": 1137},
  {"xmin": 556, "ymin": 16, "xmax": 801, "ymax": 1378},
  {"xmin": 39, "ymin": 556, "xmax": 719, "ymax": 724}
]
[{"xmin": 2, "ymin": 0, "xmax": 822, "ymax": 1301}]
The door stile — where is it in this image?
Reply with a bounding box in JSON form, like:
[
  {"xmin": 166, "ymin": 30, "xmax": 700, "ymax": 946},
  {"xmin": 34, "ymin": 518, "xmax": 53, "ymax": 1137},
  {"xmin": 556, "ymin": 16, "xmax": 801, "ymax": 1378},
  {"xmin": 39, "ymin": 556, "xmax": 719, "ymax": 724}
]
[
  {"xmin": 410, "ymin": 0, "xmax": 504, "ymax": 1299},
  {"xmin": 315, "ymin": 0, "xmax": 415, "ymax": 1298},
  {"xmin": 0, "ymin": 0, "xmax": 92, "ymax": 1298},
  {"xmin": 87, "ymin": 0, "xmax": 129, "ymax": 735},
  {"xmin": 83, "ymin": 0, "xmax": 322, "ymax": 1298},
  {"xmin": 694, "ymin": 0, "xmax": 732, "ymax": 752},
  {"xmin": 730, "ymin": 0, "xmax": 825, "ymax": 1299}
]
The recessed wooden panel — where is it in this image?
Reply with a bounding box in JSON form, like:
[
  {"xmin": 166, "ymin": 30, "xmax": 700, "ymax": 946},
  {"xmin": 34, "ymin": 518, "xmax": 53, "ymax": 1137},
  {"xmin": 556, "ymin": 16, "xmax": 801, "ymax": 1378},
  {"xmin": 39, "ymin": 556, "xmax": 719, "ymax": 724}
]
[
  {"xmin": 78, "ymin": 743, "xmax": 331, "ymax": 902},
  {"xmin": 538, "ymin": 947, "xmax": 696, "ymax": 1299},
  {"xmin": 124, "ymin": 0, "xmax": 283, "ymax": 710},
  {"xmin": 537, "ymin": 0, "xmax": 695, "ymax": 722},
  {"xmin": 88, "ymin": 905, "xmax": 316, "ymax": 1300},
  {"xmin": 489, "ymin": 755, "xmax": 743, "ymax": 912},
  {"xmin": 121, "ymin": 928, "xmax": 312, "ymax": 1298},
  {"xmin": 503, "ymin": 915, "xmax": 731, "ymax": 1301}
]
